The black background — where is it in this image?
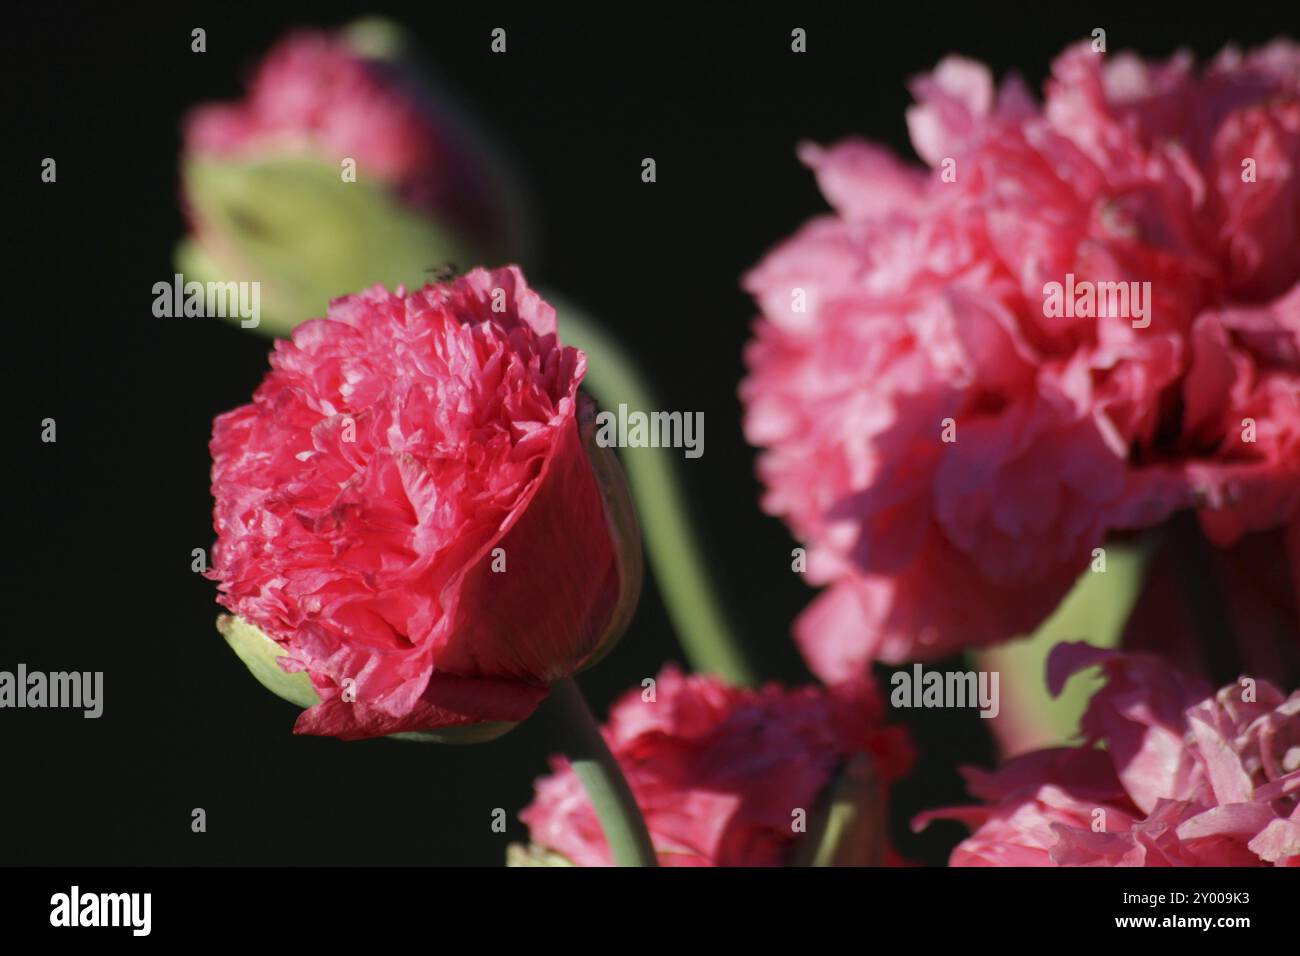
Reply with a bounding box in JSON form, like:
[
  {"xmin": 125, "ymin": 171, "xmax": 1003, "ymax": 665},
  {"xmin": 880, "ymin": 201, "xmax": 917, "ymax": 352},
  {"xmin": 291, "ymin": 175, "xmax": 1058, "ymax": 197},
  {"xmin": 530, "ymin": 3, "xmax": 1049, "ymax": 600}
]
[{"xmin": 4, "ymin": 3, "xmax": 1298, "ymax": 866}]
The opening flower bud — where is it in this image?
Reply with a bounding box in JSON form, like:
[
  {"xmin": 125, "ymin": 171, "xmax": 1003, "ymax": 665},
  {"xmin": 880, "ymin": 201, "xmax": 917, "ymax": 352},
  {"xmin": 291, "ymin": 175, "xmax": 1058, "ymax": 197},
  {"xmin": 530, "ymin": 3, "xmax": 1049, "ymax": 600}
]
[
  {"xmin": 177, "ymin": 21, "xmax": 528, "ymax": 335},
  {"xmin": 209, "ymin": 268, "xmax": 641, "ymax": 741}
]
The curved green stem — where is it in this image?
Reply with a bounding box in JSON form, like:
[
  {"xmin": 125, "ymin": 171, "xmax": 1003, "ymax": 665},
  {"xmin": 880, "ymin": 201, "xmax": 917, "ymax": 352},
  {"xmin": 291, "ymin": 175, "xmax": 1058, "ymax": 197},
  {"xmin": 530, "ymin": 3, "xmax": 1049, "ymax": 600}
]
[
  {"xmin": 549, "ymin": 292, "xmax": 759, "ymax": 687},
  {"xmin": 552, "ymin": 678, "xmax": 658, "ymax": 867}
]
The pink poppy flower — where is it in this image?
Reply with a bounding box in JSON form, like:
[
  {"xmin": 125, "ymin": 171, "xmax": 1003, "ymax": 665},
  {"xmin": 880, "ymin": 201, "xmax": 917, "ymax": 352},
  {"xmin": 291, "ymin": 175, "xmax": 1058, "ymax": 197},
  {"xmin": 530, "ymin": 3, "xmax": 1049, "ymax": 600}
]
[
  {"xmin": 742, "ymin": 41, "xmax": 1300, "ymax": 677},
  {"xmin": 208, "ymin": 267, "xmax": 639, "ymax": 740},
  {"xmin": 516, "ymin": 664, "xmax": 914, "ymax": 866},
  {"xmin": 183, "ymin": 26, "xmax": 508, "ymax": 245},
  {"xmin": 916, "ymin": 643, "xmax": 1300, "ymax": 866}
]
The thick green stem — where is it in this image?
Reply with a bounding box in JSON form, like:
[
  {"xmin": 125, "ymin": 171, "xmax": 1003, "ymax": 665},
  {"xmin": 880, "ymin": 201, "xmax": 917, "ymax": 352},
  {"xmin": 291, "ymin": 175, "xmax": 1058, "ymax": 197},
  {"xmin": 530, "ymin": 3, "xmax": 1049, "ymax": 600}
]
[
  {"xmin": 549, "ymin": 292, "xmax": 759, "ymax": 687},
  {"xmin": 551, "ymin": 678, "xmax": 658, "ymax": 867},
  {"xmin": 975, "ymin": 534, "xmax": 1157, "ymax": 756}
]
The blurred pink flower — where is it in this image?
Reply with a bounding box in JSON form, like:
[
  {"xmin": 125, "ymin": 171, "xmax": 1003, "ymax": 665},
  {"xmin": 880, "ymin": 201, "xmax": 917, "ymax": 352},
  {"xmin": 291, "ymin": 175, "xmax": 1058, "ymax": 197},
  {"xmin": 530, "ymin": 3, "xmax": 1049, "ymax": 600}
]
[
  {"xmin": 519, "ymin": 664, "xmax": 914, "ymax": 866},
  {"xmin": 916, "ymin": 643, "xmax": 1300, "ymax": 866},
  {"xmin": 741, "ymin": 41, "xmax": 1300, "ymax": 677},
  {"xmin": 184, "ymin": 26, "xmax": 509, "ymax": 247}
]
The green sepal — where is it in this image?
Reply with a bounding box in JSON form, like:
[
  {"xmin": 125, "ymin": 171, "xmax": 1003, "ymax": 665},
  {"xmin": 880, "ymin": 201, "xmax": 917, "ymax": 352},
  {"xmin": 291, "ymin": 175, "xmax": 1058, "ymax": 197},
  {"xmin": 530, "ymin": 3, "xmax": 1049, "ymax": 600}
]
[
  {"xmin": 216, "ymin": 614, "xmax": 320, "ymax": 709},
  {"xmin": 178, "ymin": 156, "xmax": 478, "ymax": 336}
]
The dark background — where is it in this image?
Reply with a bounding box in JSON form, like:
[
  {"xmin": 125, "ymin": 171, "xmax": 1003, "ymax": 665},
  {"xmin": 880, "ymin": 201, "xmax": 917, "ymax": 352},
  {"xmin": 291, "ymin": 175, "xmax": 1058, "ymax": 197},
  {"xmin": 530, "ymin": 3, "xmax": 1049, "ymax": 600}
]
[{"xmin": 4, "ymin": 3, "xmax": 1297, "ymax": 866}]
